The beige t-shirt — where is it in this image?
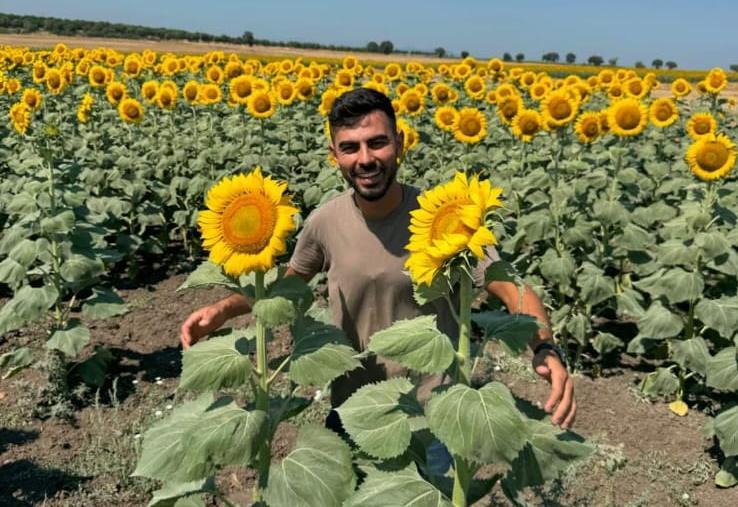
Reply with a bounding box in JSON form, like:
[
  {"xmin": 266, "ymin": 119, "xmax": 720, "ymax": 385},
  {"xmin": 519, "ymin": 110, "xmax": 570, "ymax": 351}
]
[{"xmin": 289, "ymin": 184, "xmax": 498, "ymax": 406}]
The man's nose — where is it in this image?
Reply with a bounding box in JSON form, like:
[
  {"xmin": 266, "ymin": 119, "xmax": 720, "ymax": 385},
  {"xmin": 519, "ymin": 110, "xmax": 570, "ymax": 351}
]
[{"xmin": 357, "ymin": 144, "xmax": 373, "ymax": 165}]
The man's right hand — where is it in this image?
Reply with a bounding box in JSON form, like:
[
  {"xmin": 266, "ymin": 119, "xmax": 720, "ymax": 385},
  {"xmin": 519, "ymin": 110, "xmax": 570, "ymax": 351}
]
[{"xmin": 179, "ymin": 304, "xmax": 229, "ymax": 349}]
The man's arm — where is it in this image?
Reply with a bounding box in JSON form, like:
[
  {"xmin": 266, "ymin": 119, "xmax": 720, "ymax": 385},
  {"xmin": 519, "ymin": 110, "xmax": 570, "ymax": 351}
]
[
  {"xmin": 485, "ymin": 280, "xmax": 576, "ymax": 429},
  {"xmin": 179, "ymin": 266, "xmax": 314, "ymax": 349}
]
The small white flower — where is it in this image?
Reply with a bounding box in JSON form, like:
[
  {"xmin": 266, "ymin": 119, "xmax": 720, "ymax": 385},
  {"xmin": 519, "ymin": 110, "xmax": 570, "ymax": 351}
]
[
  {"xmin": 155, "ymin": 410, "xmax": 163, "ymax": 417},
  {"xmin": 314, "ymin": 389, "xmax": 323, "ymax": 401},
  {"xmin": 166, "ymin": 404, "xmax": 173, "ymax": 410},
  {"xmin": 133, "ymin": 433, "xmax": 141, "ymax": 439},
  {"xmin": 155, "ymin": 376, "xmax": 161, "ymax": 381},
  {"xmin": 156, "ymin": 380, "xmax": 163, "ymax": 386},
  {"xmin": 493, "ymin": 365, "xmax": 501, "ymax": 372},
  {"xmin": 132, "ymin": 379, "xmax": 139, "ymax": 385}
]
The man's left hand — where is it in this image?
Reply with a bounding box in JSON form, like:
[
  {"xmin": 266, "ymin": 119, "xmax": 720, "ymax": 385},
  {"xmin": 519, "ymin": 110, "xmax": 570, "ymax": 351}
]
[{"xmin": 533, "ymin": 350, "xmax": 576, "ymax": 429}]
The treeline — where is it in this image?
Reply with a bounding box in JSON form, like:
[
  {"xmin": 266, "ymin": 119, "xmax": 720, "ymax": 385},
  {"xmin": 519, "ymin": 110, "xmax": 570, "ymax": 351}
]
[{"xmin": 0, "ymin": 12, "xmax": 439, "ymax": 57}]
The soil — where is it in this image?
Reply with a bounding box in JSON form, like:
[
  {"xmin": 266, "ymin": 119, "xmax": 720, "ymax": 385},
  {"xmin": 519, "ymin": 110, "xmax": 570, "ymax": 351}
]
[{"xmin": 2, "ymin": 264, "xmax": 737, "ymax": 506}]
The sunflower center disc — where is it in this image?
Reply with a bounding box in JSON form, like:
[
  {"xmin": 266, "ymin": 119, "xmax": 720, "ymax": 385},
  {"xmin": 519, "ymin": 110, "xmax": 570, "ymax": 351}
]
[
  {"xmin": 222, "ymin": 195, "xmax": 275, "ymax": 253},
  {"xmin": 698, "ymin": 143, "xmax": 728, "ymax": 172},
  {"xmin": 432, "ymin": 203, "xmax": 472, "ymax": 241}
]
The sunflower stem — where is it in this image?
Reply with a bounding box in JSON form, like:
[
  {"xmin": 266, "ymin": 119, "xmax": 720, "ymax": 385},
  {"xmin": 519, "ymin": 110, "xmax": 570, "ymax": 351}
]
[
  {"xmin": 451, "ymin": 456, "xmax": 473, "ymax": 507},
  {"xmin": 456, "ymin": 269, "xmax": 473, "ymax": 386},
  {"xmin": 253, "ymin": 269, "xmax": 271, "ymax": 495}
]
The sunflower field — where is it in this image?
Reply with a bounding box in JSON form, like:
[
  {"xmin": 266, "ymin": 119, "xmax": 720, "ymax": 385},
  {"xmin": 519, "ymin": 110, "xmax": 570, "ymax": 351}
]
[{"xmin": 1, "ymin": 42, "xmax": 738, "ymax": 505}]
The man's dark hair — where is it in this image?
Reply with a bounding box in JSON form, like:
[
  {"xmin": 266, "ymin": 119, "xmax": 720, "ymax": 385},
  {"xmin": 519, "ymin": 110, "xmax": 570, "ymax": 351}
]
[{"xmin": 328, "ymin": 88, "xmax": 396, "ymax": 136}]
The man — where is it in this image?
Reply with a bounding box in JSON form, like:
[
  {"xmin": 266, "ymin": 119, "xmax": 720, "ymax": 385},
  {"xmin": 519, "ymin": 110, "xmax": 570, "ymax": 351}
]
[{"xmin": 180, "ymin": 88, "xmax": 576, "ymax": 430}]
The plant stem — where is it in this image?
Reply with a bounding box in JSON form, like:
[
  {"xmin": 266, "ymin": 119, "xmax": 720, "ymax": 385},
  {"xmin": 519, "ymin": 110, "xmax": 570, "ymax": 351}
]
[
  {"xmin": 253, "ymin": 270, "xmax": 271, "ymax": 495},
  {"xmin": 451, "ymin": 456, "xmax": 473, "ymax": 507}
]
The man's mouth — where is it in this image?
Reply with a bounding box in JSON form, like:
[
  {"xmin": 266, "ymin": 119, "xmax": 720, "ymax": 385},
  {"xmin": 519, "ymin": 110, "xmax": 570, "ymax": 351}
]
[{"xmin": 354, "ymin": 167, "xmax": 383, "ymax": 185}]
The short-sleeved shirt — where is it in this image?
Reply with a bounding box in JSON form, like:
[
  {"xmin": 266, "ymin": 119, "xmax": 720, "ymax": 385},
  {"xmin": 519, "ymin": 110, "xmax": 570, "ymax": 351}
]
[{"xmin": 289, "ymin": 184, "xmax": 498, "ymax": 406}]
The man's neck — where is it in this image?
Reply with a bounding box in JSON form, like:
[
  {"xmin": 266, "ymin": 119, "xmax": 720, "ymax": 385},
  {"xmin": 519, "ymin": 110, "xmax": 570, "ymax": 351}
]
[{"xmin": 354, "ymin": 181, "xmax": 403, "ymax": 221}]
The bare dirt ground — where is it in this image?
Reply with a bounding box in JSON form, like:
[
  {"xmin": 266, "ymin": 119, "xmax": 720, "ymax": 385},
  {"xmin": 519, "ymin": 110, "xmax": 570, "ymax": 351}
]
[{"xmin": 1, "ymin": 260, "xmax": 737, "ymax": 506}]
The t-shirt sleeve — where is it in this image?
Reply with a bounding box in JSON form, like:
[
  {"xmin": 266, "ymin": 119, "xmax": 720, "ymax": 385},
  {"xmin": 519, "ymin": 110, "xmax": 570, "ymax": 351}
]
[
  {"xmin": 471, "ymin": 245, "xmax": 501, "ymax": 287},
  {"xmin": 289, "ymin": 216, "xmax": 326, "ymax": 276}
]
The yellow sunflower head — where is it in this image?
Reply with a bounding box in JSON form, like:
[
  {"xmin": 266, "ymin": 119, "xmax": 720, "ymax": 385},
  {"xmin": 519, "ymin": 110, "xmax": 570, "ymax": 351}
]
[
  {"xmin": 607, "ymin": 82, "xmax": 625, "ymax": 101},
  {"xmin": 45, "ymin": 68, "xmax": 65, "ymax": 95},
  {"xmin": 511, "ymin": 109, "xmax": 543, "ymax": 142},
  {"xmin": 431, "ymin": 83, "xmax": 455, "ymax": 104},
  {"xmin": 124, "ymin": 54, "xmax": 142, "ymax": 77},
  {"xmin": 206, "ymin": 65, "xmax": 224, "ymax": 84},
  {"xmin": 464, "ymin": 75, "xmax": 486, "ymax": 99},
  {"xmin": 704, "ymin": 67, "xmax": 727, "ymax": 94},
  {"xmin": 574, "ymin": 111, "xmax": 602, "ymax": 144},
  {"xmin": 434, "ymin": 106, "xmax": 459, "ymax": 132},
  {"xmin": 529, "ymin": 82, "xmax": 549, "ymax": 101},
  {"xmin": 686, "ymin": 112, "xmax": 717, "ymax": 140},
  {"xmin": 397, "ymin": 118, "xmax": 419, "ymax": 154},
  {"xmin": 318, "ymin": 88, "xmax": 339, "ymax": 116},
  {"xmin": 453, "ymin": 107, "xmax": 487, "ymax": 144},
  {"xmin": 649, "ymin": 98, "xmax": 678, "ymax": 128},
  {"xmin": 686, "ymin": 134, "xmax": 736, "ymax": 181},
  {"xmin": 275, "ymin": 80, "xmax": 296, "ymax": 105},
  {"xmin": 295, "ymin": 78, "xmax": 315, "ymax": 100},
  {"xmin": 247, "ymin": 90, "xmax": 277, "ymax": 119},
  {"xmin": 88, "ymin": 65, "xmax": 109, "ymax": 88},
  {"xmin": 197, "ymin": 168, "xmax": 299, "ymax": 276},
  {"xmin": 9, "ymin": 102, "xmax": 31, "ymax": 135},
  {"xmin": 229, "ymin": 75, "xmax": 253, "ymax": 104},
  {"xmin": 335, "ymin": 69, "xmax": 355, "ymax": 89},
  {"xmin": 671, "ymin": 78, "xmax": 691, "ymax": 98},
  {"xmin": 624, "ymin": 77, "xmax": 647, "ymax": 99},
  {"xmin": 405, "ymin": 171, "xmax": 503, "ymax": 286},
  {"xmin": 400, "ymin": 89, "xmax": 425, "ymax": 116},
  {"xmin": 106, "ymin": 81, "xmax": 127, "ymax": 105},
  {"xmin": 157, "ymin": 87, "xmax": 177, "ymax": 109},
  {"xmin": 198, "ymin": 83, "xmax": 222, "ymax": 105},
  {"xmin": 487, "ymin": 58, "xmax": 504, "ymax": 74},
  {"xmin": 541, "ymin": 89, "xmax": 579, "ymax": 127},
  {"xmin": 118, "ymin": 98, "xmax": 144, "ymax": 123},
  {"xmin": 21, "ymin": 88, "xmax": 43, "ymax": 111},
  {"xmin": 141, "ymin": 80, "xmax": 159, "ymax": 103},
  {"xmin": 607, "ymin": 98, "xmax": 648, "ymax": 137},
  {"xmin": 183, "ymin": 81, "xmax": 200, "ymax": 103},
  {"xmin": 495, "ymin": 94, "xmax": 522, "ymax": 125}
]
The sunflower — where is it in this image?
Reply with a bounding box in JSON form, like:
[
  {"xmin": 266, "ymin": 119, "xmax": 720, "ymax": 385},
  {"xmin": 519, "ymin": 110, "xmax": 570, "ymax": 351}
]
[
  {"xmin": 106, "ymin": 81, "xmax": 127, "ymax": 105},
  {"xmin": 405, "ymin": 172, "xmax": 503, "ymax": 286},
  {"xmin": 88, "ymin": 65, "xmax": 109, "ymax": 88},
  {"xmin": 141, "ymin": 80, "xmax": 159, "ymax": 103},
  {"xmin": 206, "ymin": 65, "xmax": 224, "ymax": 84},
  {"xmin": 335, "ymin": 69, "xmax": 354, "ymax": 89},
  {"xmin": 574, "ymin": 112, "xmax": 601, "ymax": 143},
  {"xmin": 704, "ymin": 67, "xmax": 727, "ymax": 94},
  {"xmin": 9, "ymin": 102, "xmax": 31, "ymax": 134},
  {"xmin": 511, "ymin": 109, "xmax": 543, "ymax": 142},
  {"xmin": 318, "ymin": 88, "xmax": 339, "ymax": 116},
  {"xmin": 228, "ymin": 75, "xmax": 253, "ymax": 104},
  {"xmin": 32, "ymin": 62, "xmax": 47, "ymax": 83},
  {"xmin": 452, "ymin": 63, "xmax": 472, "ymax": 81},
  {"xmin": 598, "ymin": 69, "xmax": 615, "ymax": 87},
  {"xmin": 77, "ymin": 93, "xmax": 94, "ymax": 123},
  {"xmin": 21, "ymin": 88, "xmax": 42, "ymax": 112},
  {"xmin": 541, "ymin": 90, "xmax": 579, "ymax": 127},
  {"xmin": 45, "ymin": 68, "xmax": 65, "ymax": 95},
  {"xmin": 295, "ymin": 78, "xmax": 315, "ymax": 100},
  {"xmin": 686, "ymin": 112, "xmax": 717, "ymax": 140},
  {"xmin": 118, "ymin": 98, "xmax": 144, "ymax": 123},
  {"xmin": 494, "ymin": 83, "xmax": 517, "ymax": 100},
  {"xmin": 671, "ymin": 78, "xmax": 691, "ymax": 98},
  {"xmin": 431, "ymin": 83, "xmax": 455, "ymax": 104},
  {"xmin": 399, "ymin": 89, "xmax": 425, "ymax": 116},
  {"xmin": 6, "ymin": 79, "xmax": 21, "ymax": 95},
  {"xmin": 497, "ymin": 94, "xmax": 523, "ymax": 125},
  {"xmin": 607, "ymin": 82, "xmax": 625, "ymax": 101},
  {"xmin": 197, "ymin": 168, "xmax": 298, "ymax": 276},
  {"xmin": 487, "ymin": 58, "xmax": 504, "ymax": 74},
  {"xmin": 157, "ymin": 86, "xmax": 177, "ymax": 109},
  {"xmin": 123, "ymin": 54, "xmax": 142, "ymax": 77},
  {"xmin": 198, "ymin": 83, "xmax": 222, "ymax": 105},
  {"xmin": 623, "ymin": 77, "xmax": 647, "ymax": 99},
  {"xmin": 397, "ymin": 118, "xmax": 419, "ymax": 154},
  {"xmin": 434, "ymin": 106, "xmax": 459, "ymax": 132},
  {"xmin": 686, "ymin": 134, "xmax": 736, "ymax": 181},
  {"xmin": 464, "ymin": 75, "xmax": 486, "ymax": 100},
  {"xmin": 453, "ymin": 107, "xmax": 487, "ymax": 144},
  {"xmin": 183, "ymin": 81, "xmax": 200, "ymax": 104},
  {"xmin": 529, "ymin": 82, "xmax": 549, "ymax": 101},
  {"xmin": 519, "ymin": 71, "xmax": 536, "ymax": 89},
  {"xmin": 649, "ymin": 98, "xmax": 678, "ymax": 128},
  {"xmin": 275, "ymin": 80, "xmax": 296, "ymax": 105},
  {"xmin": 247, "ymin": 90, "xmax": 277, "ymax": 119},
  {"xmin": 606, "ymin": 98, "xmax": 647, "ymax": 137},
  {"xmin": 485, "ymin": 89, "xmax": 497, "ymax": 105}
]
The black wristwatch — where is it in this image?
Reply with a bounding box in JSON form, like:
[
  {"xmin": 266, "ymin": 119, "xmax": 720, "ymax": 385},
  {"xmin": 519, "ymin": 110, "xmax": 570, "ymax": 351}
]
[{"xmin": 533, "ymin": 342, "xmax": 567, "ymax": 367}]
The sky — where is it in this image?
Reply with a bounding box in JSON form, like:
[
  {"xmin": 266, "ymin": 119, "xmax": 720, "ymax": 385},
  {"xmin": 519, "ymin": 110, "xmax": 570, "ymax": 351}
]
[{"xmin": 1, "ymin": 0, "xmax": 736, "ymax": 70}]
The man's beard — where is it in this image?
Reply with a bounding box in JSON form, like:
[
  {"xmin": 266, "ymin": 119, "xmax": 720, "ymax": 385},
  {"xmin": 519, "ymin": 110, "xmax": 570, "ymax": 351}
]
[{"xmin": 344, "ymin": 160, "xmax": 398, "ymax": 202}]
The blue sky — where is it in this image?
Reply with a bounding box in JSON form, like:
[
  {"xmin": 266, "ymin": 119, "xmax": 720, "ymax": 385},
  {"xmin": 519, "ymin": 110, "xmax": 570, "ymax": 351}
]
[{"xmin": 2, "ymin": 0, "xmax": 736, "ymax": 70}]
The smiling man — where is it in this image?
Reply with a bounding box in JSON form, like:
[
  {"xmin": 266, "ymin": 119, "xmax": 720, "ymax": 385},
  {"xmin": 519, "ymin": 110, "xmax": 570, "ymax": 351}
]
[{"xmin": 180, "ymin": 88, "xmax": 576, "ymax": 431}]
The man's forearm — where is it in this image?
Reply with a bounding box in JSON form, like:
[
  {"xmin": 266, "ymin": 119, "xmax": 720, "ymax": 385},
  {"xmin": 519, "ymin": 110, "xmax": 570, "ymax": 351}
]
[
  {"xmin": 216, "ymin": 293, "xmax": 253, "ymax": 320},
  {"xmin": 487, "ymin": 281, "xmax": 553, "ymax": 349}
]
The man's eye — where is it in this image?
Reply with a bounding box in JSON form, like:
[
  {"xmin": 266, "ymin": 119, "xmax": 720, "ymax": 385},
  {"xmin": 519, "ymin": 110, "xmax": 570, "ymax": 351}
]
[{"xmin": 369, "ymin": 140, "xmax": 388, "ymax": 149}]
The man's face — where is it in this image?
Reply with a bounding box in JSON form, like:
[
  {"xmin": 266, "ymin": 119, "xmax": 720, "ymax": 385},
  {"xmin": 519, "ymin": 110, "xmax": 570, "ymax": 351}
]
[{"xmin": 329, "ymin": 110, "xmax": 404, "ymax": 202}]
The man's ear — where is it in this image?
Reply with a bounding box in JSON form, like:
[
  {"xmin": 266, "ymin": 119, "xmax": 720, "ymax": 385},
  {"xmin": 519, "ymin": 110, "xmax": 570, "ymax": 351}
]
[
  {"xmin": 395, "ymin": 128, "xmax": 405, "ymax": 155},
  {"xmin": 328, "ymin": 141, "xmax": 337, "ymax": 160}
]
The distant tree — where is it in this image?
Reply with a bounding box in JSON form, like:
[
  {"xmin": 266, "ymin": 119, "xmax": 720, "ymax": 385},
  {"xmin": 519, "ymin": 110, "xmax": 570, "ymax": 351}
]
[
  {"xmin": 379, "ymin": 40, "xmax": 394, "ymax": 54},
  {"xmin": 542, "ymin": 52, "xmax": 559, "ymax": 62},
  {"xmin": 566, "ymin": 52, "xmax": 576, "ymax": 64},
  {"xmin": 366, "ymin": 41, "xmax": 379, "ymax": 52},
  {"xmin": 461, "ymin": 50, "xmax": 469, "ymax": 58},
  {"xmin": 652, "ymin": 58, "xmax": 663, "ymax": 69},
  {"xmin": 515, "ymin": 52, "xmax": 525, "ymax": 62},
  {"xmin": 434, "ymin": 47, "xmax": 446, "ymax": 57},
  {"xmin": 730, "ymin": 64, "xmax": 738, "ymax": 73},
  {"xmin": 503, "ymin": 52, "xmax": 513, "ymax": 62},
  {"xmin": 588, "ymin": 55, "xmax": 604, "ymax": 66},
  {"xmin": 635, "ymin": 61, "xmax": 645, "ymax": 68},
  {"xmin": 666, "ymin": 61, "xmax": 677, "ymax": 69},
  {"xmin": 608, "ymin": 57, "xmax": 618, "ymax": 66},
  {"xmin": 242, "ymin": 30, "xmax": 254, "ymax": 46}
]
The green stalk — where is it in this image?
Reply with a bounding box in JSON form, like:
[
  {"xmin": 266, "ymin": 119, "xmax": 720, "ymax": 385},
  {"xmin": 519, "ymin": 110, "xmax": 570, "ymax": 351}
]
[
  {"xmin": 253, "ymin": 270, "xmax": 271, "ymax": 495},
  {"xmin": 451, "ymin": 269, "xmax": 474, "ymax": 506}
]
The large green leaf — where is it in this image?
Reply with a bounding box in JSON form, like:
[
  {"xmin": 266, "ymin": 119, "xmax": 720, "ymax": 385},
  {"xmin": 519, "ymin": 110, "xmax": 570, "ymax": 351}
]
[
  {"xmin": 539, "ymin": 249, "xmax": 575, "ymax": 289},
  {"xmin": 592, "ymin": 332, "xmax": 624, "ymax": 355},
  {"xmin": 133, "ymin": 395, "xmax": 266, "ymax": 482},
  {"xmin": 0, "ymin": 347, "xmax": 34, "ymax": 379},
  {"xmin": 81, "ymin": 287, "xmax": 129, "ymax": 320},
  {"xmin": 266, "ymin": 274, "xmax": 314, "ymax": 314},
  {"xmin": 46, "ymin": 320, "xmax": 90, "ymax": 357},
  {"xmin": 263, "ymin": 425, "xmax": 356, "ymax": 507},
  {"xmin": 252, "ymin": 296, "xmax": 296, "ymax": 327},
  {"xmin": 179, "ymin": 332, "xmax": 254, "ymax": 392},
  {"xmin": 695, "ymin": 231, "xmax": 731, "ymax": 260},
  {"xmin": 634, "ymin": 268, "xmax": 704, "ymax": 304},
  {"xmin": 695, "ymin": 297, "xmax": 738, "ymax": 340},
  {"xmin": 0, "ymin": 257, "xmax": 26, "ymax": 289},
  {"xmin": 577, "ymin": 270, "xmax": 615, "ymax": 307},
  {"xmin": 76, "ymin": 347, "xmax": 114, "ymax": 387},
  {"xmin": 657, "ymin": 240, "xmax": 699, "ymax": 267},
  {"xmin": 345, "ymin": 465, "xmax": 450, "ymax": 507},
  {"xmin": 40, "ymin": 209, "xmax": 76, "ymax": 235},
  {"xmin": 336, "ymin": 378, "xmax": 424, "ymax": 459},
  {"xmin": 60, "ymin": 254, "xmax": 104, "ymax": 284},
  {"xmin": 716, "ymin": 457, "xmax": 738, "ymax": 488},
  {"xmin": 637, "ymin": 301, "xmax": 683, "ymax": 339},
  {"xmin": 8, "ymin": 238, "xmax": 37, "ymax": 267},
  {"xmin": 715, "ymin": 406, "xmax": 738, "ymax": 457},
  {"xmin": 367, "ymin": 316, "xmax": 455, "ymax": 374},
  {"xmin": 147, "ymin": 478, "xmax": 215, "ymax": 507},
  {"xmin": 640, "ymin": 367, "xmax": 679, "ymax": 397},
  {"xmin": 176, "ymin": 261, "xmax": 239, "ymax": 291},
  {"xmin": 615, "ymin": 288, "xmax": 646, "ymax": 319},
  {"xmin": 614, "ymin": 223, "xmax": 654, "ymax": 252},
  {"xmin": 671, "ymin": 337, "xmax": 709, "ymax": 377},
  {"xmin": 289, "ymin": 317, "xmax": 360, "ymax": 386},
  {"xmin": 502, "ymin": 418, "xmax": 592, "ymax": 492},
  {"xmin": 426, "ymin": 382, "xmax": 528, "ymax": 465},
  {"xmin": 706, "ymin": 347, "xmax": 738, "ymax": 391},
  {"xmin": 484, "ymin": 260, "xmax": 519, "ymax": 284},
  {"xmin": 472, "ymin": 310, "xmax": 539, "ymax": 355},
  {"xmin": 0, "ymin": 285, "xmax": 59, "ymax": 334}
]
